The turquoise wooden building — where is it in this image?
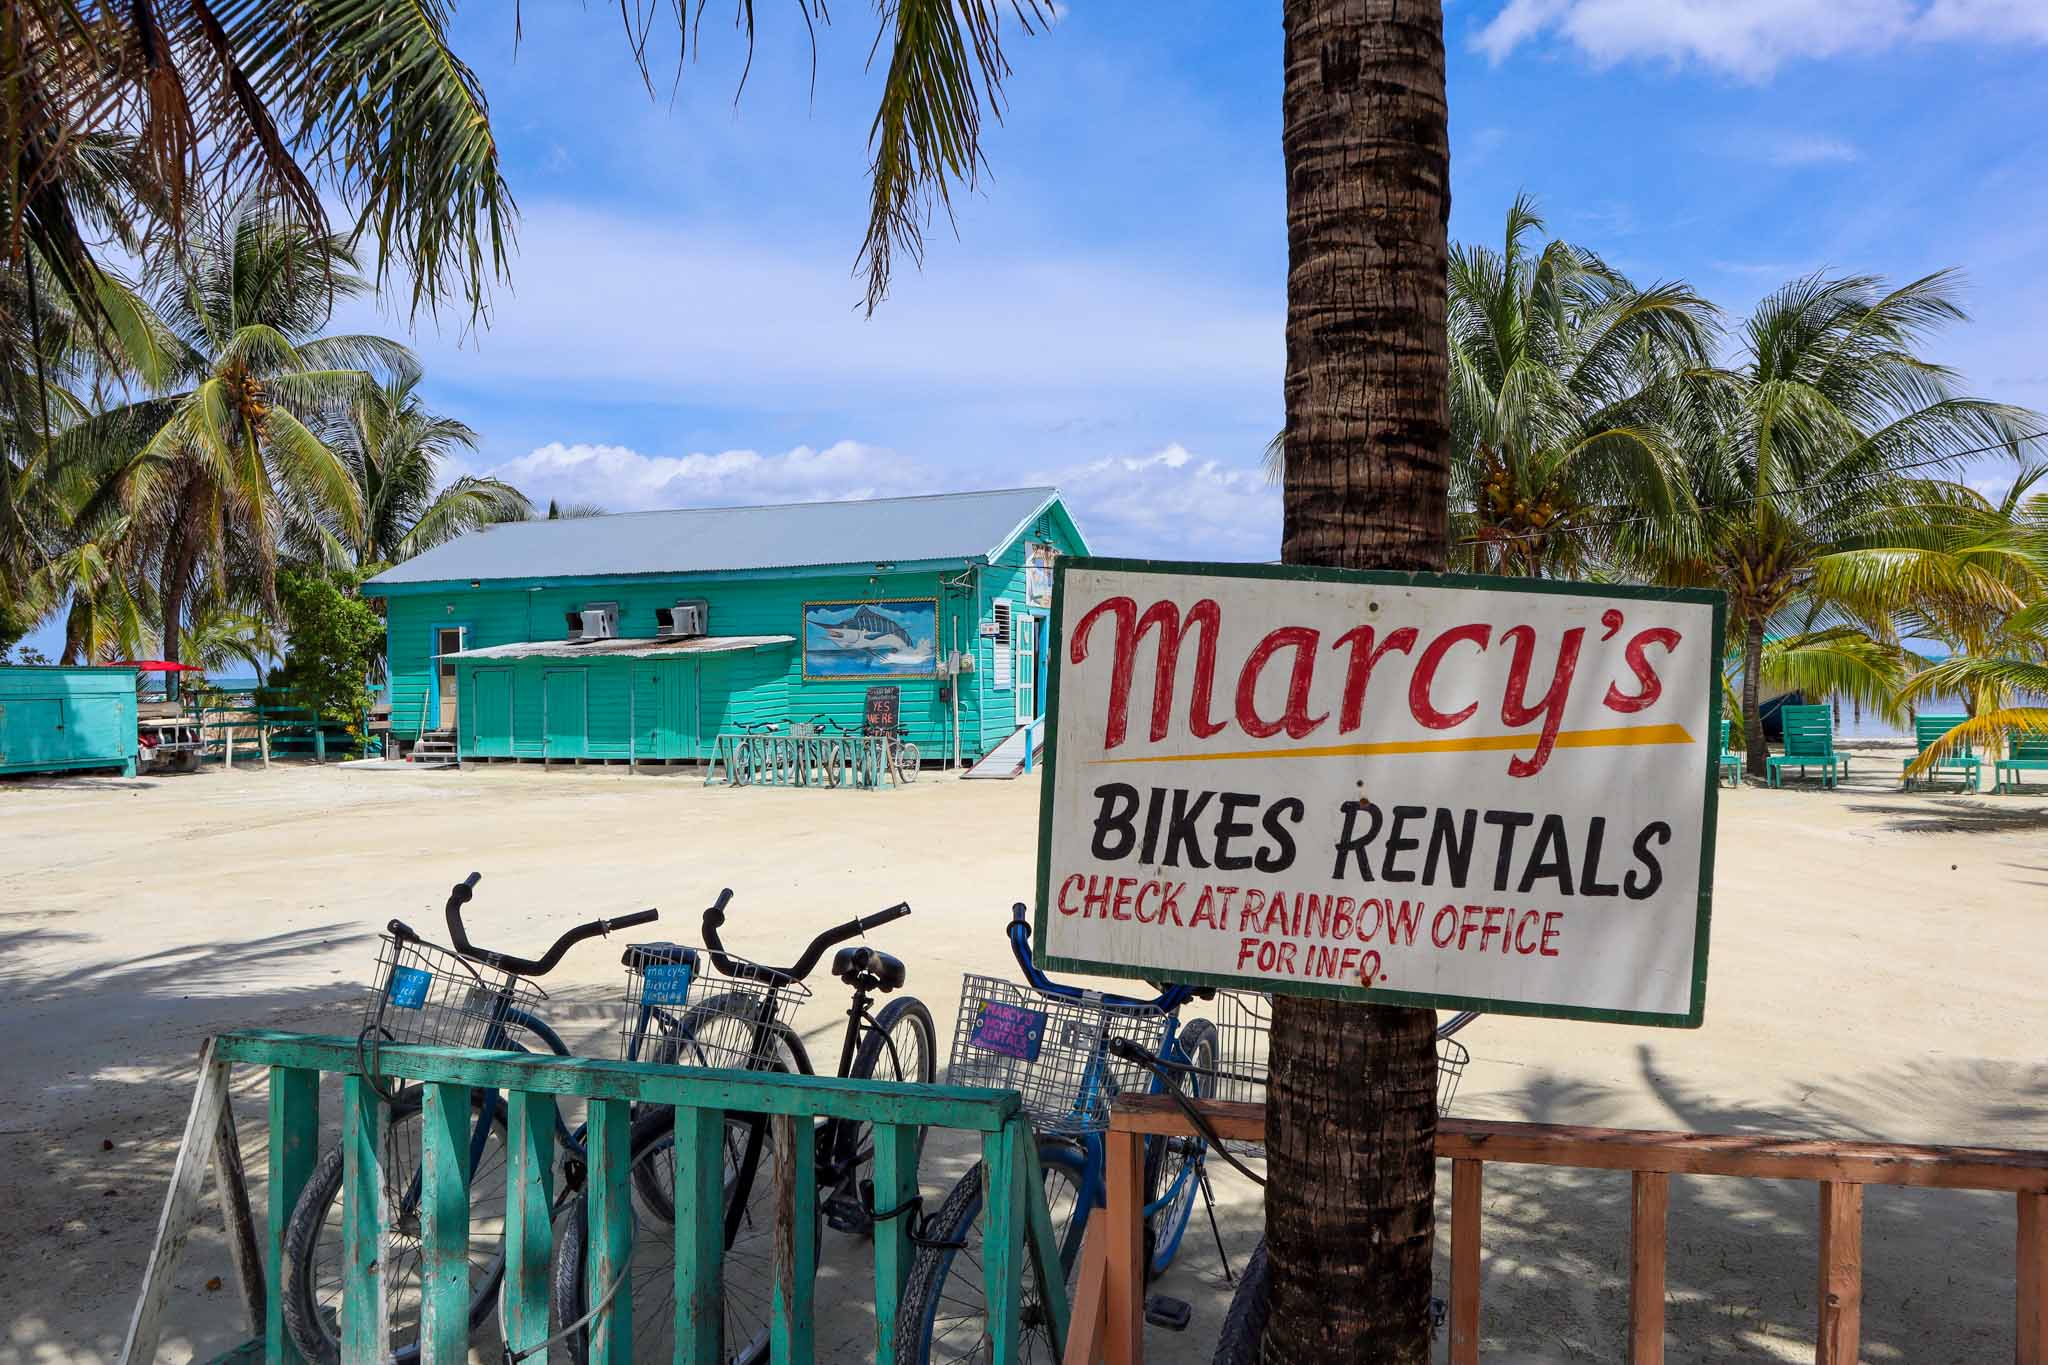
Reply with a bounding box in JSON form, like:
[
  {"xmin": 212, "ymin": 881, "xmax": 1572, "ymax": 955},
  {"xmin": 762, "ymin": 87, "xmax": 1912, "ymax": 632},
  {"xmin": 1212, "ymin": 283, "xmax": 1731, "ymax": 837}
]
[
  {"xmin": 362, "ymin": 487, "xmax": 1086, "ymax": 767},
  {"xmin": 0, "ymin": 665, "xmax": 139, "ymax": 777}
]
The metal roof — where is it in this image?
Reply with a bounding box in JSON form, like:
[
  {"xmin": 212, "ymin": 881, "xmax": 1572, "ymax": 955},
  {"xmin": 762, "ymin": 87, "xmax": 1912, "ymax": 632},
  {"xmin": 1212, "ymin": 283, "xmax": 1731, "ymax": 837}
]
[
  {"xmin": 366, "ymin": 486, "xmax": 1062, "ymax": 588},
  {"xmin": 440, "ymin": 634, "xmax": 793, "ymax": 661}
]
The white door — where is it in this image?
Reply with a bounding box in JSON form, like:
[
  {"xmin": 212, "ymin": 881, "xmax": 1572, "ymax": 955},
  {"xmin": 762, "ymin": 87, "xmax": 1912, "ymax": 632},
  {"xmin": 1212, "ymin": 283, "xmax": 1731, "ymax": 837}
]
[
  {"xmin": 1014, "ymin": 615, "xmax": 1036, "ymax": 725},
  {"xmin": 436, "ymin": 627, "xmax": 464, "ymax": 728}
]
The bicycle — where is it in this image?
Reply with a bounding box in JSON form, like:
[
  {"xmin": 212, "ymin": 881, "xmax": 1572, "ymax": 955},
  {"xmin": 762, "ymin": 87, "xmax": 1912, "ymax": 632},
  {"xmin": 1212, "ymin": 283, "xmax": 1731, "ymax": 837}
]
[
  {"xmin": 892, "ymin": 903, "xmax": 1219, "ymax": 1365},
  {"xmin": 278, "ymin": 873, "xmax": 659, "ymax": 1365},
  {"xmin": 864, "ymin": 717, "xmax": 920, "ymax": 784},
  {"xmin": 553, "ymin": 888, "xmax": 937, "ymax": 1365}
]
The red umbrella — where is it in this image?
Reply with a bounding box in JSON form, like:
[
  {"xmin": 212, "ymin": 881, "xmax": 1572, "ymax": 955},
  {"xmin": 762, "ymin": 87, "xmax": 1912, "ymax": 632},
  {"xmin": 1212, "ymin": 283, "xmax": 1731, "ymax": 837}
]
[{"xmin": 106, "ymin": 660, "xmax": 207, "ymax": 672}]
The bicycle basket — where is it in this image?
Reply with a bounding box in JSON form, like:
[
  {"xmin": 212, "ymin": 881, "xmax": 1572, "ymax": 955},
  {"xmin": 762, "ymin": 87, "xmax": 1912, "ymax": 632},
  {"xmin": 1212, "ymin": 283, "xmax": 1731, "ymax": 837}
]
[
  {"xmin": 618, "ymin": 943, "xmax": 810, "ymax": 1070},
  {"xmin": 360, "ymin": 933, "xmax": 541, "ymax": 1052},
  {"xmin": 1210, "ymin": 990, "xmax": 1470, "ymax": 1156},
  {"xmin": 948, "ymin": 974, "xmax": 1170, "ymax": 1136}
]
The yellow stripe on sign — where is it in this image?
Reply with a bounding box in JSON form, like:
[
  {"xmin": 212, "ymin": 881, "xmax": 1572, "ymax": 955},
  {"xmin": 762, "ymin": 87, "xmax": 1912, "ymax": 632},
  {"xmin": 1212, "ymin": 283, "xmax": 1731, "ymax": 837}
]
[{"xmin": 1089, "ymin": 722, "xmax": 1695, "ymax": 765}]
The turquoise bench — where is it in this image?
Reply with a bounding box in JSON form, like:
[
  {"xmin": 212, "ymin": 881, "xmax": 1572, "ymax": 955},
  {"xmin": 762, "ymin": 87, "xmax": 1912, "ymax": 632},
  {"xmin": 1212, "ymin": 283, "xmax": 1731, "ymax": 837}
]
[
  {"xmin": 1902, "ymin": 714, "xmax": 1980, "ymax": 791},
  {"xmin": 1767, "ymin": 704, "xmax": 1845, "ymax": 789},
  {"xmin": 1718, "ymin": 718, "xmax": 1743, "ymax": 787},
  {"xmin": 1997, "ymin": 731, "xmax": 2048, "ymax": 793}
]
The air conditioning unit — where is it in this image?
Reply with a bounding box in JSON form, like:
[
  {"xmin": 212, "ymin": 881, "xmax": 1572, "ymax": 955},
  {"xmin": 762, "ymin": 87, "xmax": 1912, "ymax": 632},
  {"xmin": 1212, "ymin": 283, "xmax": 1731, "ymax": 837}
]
[
  {"xmin": 655, "ymin": 600, "xmax": 709, "ymax": 639},
  {"xmin": 565, "ymin": 606, "xmax": 617, "ymax": 642}
]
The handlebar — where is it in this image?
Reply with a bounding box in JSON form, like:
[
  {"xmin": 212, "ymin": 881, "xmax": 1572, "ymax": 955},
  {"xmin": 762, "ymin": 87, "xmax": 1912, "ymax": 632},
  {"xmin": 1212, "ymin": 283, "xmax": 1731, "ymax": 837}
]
[
  {"xmin": 1006, "ymin": 902, "xmax": 1199, "ymax": 1010},
  {"xmin": 701, "ymin": 887, "xmax": 912, "ymax": 986},
  {"xmin": 439, "ymin": 873, "xmax": 660, "ymax": 978}
]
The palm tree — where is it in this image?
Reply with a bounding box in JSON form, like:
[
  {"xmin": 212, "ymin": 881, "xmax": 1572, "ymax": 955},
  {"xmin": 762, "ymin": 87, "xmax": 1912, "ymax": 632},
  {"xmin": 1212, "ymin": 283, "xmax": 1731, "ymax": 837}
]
[
  {"xmin": 63, "ymin": 197, "xmax": 410, "ymax": 663},
  {"xmin": 1448, "ymin": 197, "xmax": 1716, "ymax": 575},
  {"xmin": 1634, "ymin": 272, "xmax": 2037, "ymax": 776},
  {"xmin": 294, "ymin": 373, "xmax": 530, "ymax": 572},
  {"xmin": 1900, "ymin": 465, "xmax": 2048, "ymax": 773},
  {"xmin": 1268, "ymin": 2, "xmax": 1449, "ymax": 1359}
]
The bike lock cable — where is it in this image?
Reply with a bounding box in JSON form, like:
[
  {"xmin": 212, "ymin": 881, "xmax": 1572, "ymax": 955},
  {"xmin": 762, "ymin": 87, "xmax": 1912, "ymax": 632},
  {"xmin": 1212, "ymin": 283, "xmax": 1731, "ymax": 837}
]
[{"xmin": 1109, "ymin": 1040, "xmax": 1267, "ymax": 1188}]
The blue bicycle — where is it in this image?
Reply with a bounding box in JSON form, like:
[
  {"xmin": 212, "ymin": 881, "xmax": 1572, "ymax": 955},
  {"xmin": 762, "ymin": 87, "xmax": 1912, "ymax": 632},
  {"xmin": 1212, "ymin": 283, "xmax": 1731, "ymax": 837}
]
[{"xmin": 895, "ymin": 903, "xmax": 1219, "ymax": 1365}]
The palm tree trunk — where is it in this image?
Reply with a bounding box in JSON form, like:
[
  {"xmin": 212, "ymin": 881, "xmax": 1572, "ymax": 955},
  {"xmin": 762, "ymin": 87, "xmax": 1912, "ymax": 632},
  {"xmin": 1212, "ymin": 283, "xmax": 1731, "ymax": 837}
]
[
  {"xmin": 160, "ymin": 509, "xmax": 205, "ymax": 666},
  {"xmin": 1742, "ymin": 617, "xmax": 1766, "ymax": 777},
  {"xmin": 1271, "ymin": 1, "xmax": 1449, "ymax": 1359}
]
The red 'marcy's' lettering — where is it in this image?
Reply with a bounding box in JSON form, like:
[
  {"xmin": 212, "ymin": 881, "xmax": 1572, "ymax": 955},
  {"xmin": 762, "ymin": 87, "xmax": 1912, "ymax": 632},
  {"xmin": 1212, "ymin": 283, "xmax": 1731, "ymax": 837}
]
[{"xmin": 1068, "ymin": 595, "xmax": 1227, "ymax": 750}]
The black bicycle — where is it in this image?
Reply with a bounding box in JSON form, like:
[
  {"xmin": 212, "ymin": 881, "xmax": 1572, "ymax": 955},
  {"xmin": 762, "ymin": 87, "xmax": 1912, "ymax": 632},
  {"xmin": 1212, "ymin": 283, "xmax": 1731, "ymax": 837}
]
[
  {"xmin": 279, "ymin": 874, "xmax": 658, "ymax": 1365},
  {"xmin": 554, "ymin": 889, "xmax": 937, "ymax": 1364}
]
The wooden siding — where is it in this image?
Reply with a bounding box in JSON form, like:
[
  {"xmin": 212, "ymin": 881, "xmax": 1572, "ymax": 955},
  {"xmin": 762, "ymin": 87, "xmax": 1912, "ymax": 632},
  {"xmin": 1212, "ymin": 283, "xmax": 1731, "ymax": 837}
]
[{"xmin": 379, "ymin": 497, "xmax": 1086, "ymax": 763}]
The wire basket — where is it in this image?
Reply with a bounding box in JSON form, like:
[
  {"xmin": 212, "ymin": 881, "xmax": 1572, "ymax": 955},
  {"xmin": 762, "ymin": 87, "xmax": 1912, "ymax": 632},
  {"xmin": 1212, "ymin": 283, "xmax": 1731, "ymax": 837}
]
[
  {"xmin": 617, "ymin": 943, "xmax": 811, "ymax": 1071},
  {"xmin": 1208, "ymin": 990, "xmax": 1471, "ymax": 1156},
  {"xmin": 360, "ymin": 932, "xmax": 541, "ymax": 1052},
  {"xmin": 948, "ymin": 974, "xmax": 1171, "ymax": 1136}
]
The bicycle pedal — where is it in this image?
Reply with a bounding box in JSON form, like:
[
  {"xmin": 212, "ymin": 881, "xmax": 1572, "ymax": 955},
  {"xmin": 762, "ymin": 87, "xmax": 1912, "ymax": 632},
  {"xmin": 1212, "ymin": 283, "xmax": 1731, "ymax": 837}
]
[
  {"xmin": 1144, "ymin": 1296, "xmax": 1191, "ymax": 1331},
  {"xmin": 823, "ymin": 1191, "xmax": 872, "ymax": 1235}
]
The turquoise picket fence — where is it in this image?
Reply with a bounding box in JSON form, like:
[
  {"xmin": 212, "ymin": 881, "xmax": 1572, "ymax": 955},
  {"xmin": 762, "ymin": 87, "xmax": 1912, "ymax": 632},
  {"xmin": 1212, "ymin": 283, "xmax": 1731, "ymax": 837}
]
[{"xmin": 124, "ymin": 1030, "xmax": 1068, "ymax": 1365}]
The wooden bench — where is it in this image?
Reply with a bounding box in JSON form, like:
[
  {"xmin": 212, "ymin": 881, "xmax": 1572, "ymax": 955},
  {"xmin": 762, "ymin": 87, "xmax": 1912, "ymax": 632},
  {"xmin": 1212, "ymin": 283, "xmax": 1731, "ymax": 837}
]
[
  {"xmin": 1767, "ymin": 703, "xmax": 1845, "ymax": 788},
  {"xmin": 1998, "ymin": 731, "xmax": 2048, "ymax": 794},
  {"xmin": 1718, "ymin": 717, "xmax": 1743, "ymax": 787},
  {"xmin": 1902, "ymin": 713, "xmax": 1981, "ymax": 791}
]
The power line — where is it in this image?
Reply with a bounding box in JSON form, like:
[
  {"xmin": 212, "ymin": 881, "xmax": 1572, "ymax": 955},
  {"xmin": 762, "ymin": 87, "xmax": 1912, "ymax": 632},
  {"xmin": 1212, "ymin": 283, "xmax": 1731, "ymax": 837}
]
[{"xmin": 1455, "ymin": 426, "xmax": 2048, "ymax": 549}]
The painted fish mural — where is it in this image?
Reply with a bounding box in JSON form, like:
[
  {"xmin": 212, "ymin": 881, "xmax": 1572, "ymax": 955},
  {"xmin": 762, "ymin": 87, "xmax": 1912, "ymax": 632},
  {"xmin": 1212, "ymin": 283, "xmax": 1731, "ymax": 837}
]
[{"xmin": 804, "ymin": 599, "xmax": 939, "ymax": 679}]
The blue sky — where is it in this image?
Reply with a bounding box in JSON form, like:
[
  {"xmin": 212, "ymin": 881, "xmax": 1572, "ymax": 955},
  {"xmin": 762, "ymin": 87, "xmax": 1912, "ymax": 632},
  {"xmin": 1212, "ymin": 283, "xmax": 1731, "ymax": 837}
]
[{"xmin": 22, "ymin": 1, "xmax": 2048, "ymax": 661}]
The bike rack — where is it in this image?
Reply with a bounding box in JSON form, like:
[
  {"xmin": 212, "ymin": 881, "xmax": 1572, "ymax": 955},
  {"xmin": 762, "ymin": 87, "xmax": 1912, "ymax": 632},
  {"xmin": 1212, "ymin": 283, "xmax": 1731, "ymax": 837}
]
[
  {"xmin": 1067, "ymin": 1092, "xmax": 2048, "ymax": 1365},
  {"xmin": 706, "ymin": 731, "xmax": 900, "ymax": 789},
  {"xmin": 123, "ymin": 1030, "xmax": 1070, "ymax": 1364}
]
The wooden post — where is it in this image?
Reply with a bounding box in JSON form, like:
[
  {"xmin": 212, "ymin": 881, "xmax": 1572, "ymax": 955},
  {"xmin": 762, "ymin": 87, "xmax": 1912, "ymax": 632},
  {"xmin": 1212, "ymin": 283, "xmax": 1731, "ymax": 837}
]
[
  {"xmin": 1103, "ymin": 1127, "xmax": 1147, "ymax": 1365},
  {"xmin": 120, "ymin": 1041, "xmax": 231, "ymax": 1365},
  {"xmin": 586, "ymin": 1098, "xmax": 633, "ymax": 1365},
  {"xmin": 1816, "ymin": 1181, "xmax": 1863, "ymax": 1365},
  {"xmin": 1063, "ymin": 1230, "xmax": 1109, "ymax": 1365},
  {"xmin": 1629, "ymin": 1171, "xmax": 1670, "ymax": 1364},
  {"xmin": 673, "ymin": 1106, "xmax": 726, "ymax": 1364},
  {"xmin": 340, "ymin": 1074, "xmax": 389, "ymax": 1363},
  {"xmin": 770, "ymin": 1112, "xmax": 818, "ymax": 1363},
  {"xmin": 871, "ymin": 1119, "xmax": 918, "ymax": 1364},
  {"xmin": 267, "ymin": 1067, "xmax": 319, "ymax": 1365},
  {"xmin": 419, "ymin": 1083, "xmax": 471, "ymax": 1364},
  {"xmin": 223, "ymin": 724, "xmax": 234, "ymax": 770},
  {"xmin": 2020, "ymin": 1192, "xmax": 2047, "ymax": 1365},
  {"xmin": 1450, "ymin": 1157, "xmax": 1483, "ymax": 1365},
  {"xmin": 982, "ymin": 1123, "xmax": 1027, "ymax": 1365},
  {"xmin": 501, "ymin": 1092, "xmax": 556, "ymax": 1361}
]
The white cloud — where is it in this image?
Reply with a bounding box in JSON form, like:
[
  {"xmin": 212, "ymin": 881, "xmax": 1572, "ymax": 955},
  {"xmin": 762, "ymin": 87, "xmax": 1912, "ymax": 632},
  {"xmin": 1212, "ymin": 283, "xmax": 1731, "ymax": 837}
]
[
  {"xmin": 485, "ymin": 439, "xmax": 928, "ymax": 512},
  {"xmin": 473, "ymin": 435, "xmax": 1282, "ymax": 562},
  {"xmin": 366, "ymin": 200, "xmax": 1279, "ymax": 409},
  {"xmin": 1030, "ymin": 444, "xmax": 1279, "ymax": 561},
  {"xmin": 1763, "ymin": 135, "xmax": 1861, "ymax": 167},
  {"xmin": 1471, "ymin": 0, "xmax": 2047, "ymax": 79}
]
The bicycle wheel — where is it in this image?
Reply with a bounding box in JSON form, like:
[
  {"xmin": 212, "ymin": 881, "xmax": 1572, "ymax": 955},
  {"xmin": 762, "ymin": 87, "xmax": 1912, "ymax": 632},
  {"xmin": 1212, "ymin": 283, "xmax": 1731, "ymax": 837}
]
[
  {"xmin": 843, "ymin": 995, "xmax": 938, "ymax": 1171},
  {"xmin": 894, "ymin": 1143, "xmax": 1086, "ymax": 1365},
  {"xmin": 555, "ymin": 1027, "xmax": 814, "ymax": 1365},
  {"xmin": 1210, "ymin": 1238, "xmax": 1270, "ymax": 1365},
  {"xmin": 1144, "ymin": 1016, "xmax": 1216, "ymax": 1278},
  {"xmin": 894, "ymin": 740, "xmax": 920, "ymax": 784},
  {"xmin": 279, "ymin": 1086, "xmax": 512, "ymax": 1365}
]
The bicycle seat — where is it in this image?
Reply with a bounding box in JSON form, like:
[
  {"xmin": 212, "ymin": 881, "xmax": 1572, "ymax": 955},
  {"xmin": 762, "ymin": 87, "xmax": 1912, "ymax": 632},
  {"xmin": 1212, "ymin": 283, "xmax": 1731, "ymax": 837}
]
[{"xmin": 832, "ymin": 945, "xmax": 906, "ymax": 992}]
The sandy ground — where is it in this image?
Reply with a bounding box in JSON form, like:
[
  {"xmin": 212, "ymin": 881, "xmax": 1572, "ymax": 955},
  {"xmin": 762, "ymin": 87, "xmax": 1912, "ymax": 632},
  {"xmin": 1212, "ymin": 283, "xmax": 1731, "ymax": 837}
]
[{"xmin": 2, "ymin": 752, "xmax": 2046, "ymax": 1364}]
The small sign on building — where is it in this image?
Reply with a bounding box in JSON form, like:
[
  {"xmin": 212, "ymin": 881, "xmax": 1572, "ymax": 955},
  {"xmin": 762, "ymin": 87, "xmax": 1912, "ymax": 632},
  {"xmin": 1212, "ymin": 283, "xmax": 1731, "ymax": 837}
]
[{"xmin": 1035, "ymin": 558, "xmax": 1724, "ymax": 1027}]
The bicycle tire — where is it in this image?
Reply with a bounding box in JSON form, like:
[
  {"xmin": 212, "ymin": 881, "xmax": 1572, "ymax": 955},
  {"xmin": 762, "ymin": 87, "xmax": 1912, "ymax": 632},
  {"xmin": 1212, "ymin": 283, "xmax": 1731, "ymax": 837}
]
[
  {"xmin": 1144, "ymin": 1016, "xmax": 1216, "ymax": 1278},
  {"xmin": 840, "ymin": 995, "xmax": 938, "ymax": 1182},
  {"xmin": 894, "ymin": 741, "xmax": 920, "ymax": 784},
  {"xmin": 555, "ymin": 1031, "xmax": 814, "ymax": 1365},
  {"xmin": 1210, "ymin": 1238, "xmax": 1270, "ymax": 1365},
  {"xmin": 279, "ymin": 1085, "xmax": 512, "ymax": 1365},
  {"xmin": 893, "ymin": 1144, "xmax": 1086, "ymax": 1365}
]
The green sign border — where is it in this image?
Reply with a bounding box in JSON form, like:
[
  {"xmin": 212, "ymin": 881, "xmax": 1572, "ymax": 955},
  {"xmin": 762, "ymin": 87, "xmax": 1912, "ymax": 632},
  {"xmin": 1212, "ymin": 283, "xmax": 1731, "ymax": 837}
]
[{"xmin": 1032, "ymin": 555, "xmax": 1726, "ymax": 1029}]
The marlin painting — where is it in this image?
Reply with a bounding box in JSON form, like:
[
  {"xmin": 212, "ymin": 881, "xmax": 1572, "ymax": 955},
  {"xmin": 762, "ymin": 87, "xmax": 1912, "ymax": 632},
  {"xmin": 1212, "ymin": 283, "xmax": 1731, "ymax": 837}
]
[
  {"xmin": 820, "ymin": 604, "xmax": 914, "ymax": 653},
  {"xmin": 804, "ymin": 598, "xmax": 939, "ymax": 679}
]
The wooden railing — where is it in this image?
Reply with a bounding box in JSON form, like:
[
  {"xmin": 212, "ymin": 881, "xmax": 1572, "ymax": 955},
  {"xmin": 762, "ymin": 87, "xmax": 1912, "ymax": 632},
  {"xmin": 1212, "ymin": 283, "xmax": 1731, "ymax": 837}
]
[
  {"xmin": 1069, "ymin": 1094, "xmax": 2048, "ymax": 1365},
  {"xmin": 124, "ymin": 1030, "xmax": 1070, "ymax": 1365}
]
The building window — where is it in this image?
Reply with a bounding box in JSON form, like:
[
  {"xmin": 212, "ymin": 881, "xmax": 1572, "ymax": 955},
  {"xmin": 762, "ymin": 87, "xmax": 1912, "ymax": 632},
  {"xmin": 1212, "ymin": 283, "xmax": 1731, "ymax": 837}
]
[{"xmin": 991, "ymin": 600, "xmax": 1013, "ymax": 689}]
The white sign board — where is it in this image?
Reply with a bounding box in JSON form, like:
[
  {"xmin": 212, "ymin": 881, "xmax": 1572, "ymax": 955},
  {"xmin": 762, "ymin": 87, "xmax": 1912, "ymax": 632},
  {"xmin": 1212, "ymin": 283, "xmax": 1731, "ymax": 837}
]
[{"xmin": 1036, "ymin": 558, "xmax": 1723, "ymax": 1027}]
